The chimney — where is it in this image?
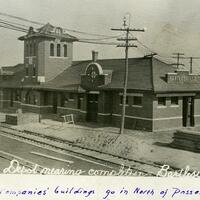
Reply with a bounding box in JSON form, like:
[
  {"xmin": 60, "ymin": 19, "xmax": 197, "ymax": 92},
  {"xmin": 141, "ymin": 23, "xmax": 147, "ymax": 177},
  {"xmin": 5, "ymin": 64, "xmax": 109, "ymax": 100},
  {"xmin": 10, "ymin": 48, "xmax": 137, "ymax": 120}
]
[{"xmin": 92, "ymin": 51, "xmax": 98, "ymax": 62}]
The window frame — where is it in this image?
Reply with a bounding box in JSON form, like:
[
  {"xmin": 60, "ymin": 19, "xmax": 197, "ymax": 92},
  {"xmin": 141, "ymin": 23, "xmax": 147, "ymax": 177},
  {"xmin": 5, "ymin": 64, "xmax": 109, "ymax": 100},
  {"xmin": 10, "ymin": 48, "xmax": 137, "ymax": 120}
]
[
  {"xmin": 57, "ymin": 44, "xmax": 61, "ymax": 57},
  {"xmin": 132, "ymin": 96, "xmax": 142, "ymax": 107},
  {"xmin": 171, "ymin": 96, "xmax": 179, "ymax": 106},
  {"xmin": 33, "ymin": 64, "xmax": 36, "ymax": 77},
  {"xmin": 69, "ymin": 93, "xmax": 74, "ymax": 101},
  {"xmin": 119, "ymin": 95, "xmax": 129, "ymax": 105},
  {"xmin": 64, "ymin": 44, "xmax": 68, "ymax": 57},
  {"xmin": 25, "ymin": 64, "xmax": 28, "ymax": 76},
  {"xmin": 50, "ymin": 43, "xmax": 54, "ymax": 56},
  {"xmin": 157, "ymin": 97, "xmax": 166, "ymax": 107}
]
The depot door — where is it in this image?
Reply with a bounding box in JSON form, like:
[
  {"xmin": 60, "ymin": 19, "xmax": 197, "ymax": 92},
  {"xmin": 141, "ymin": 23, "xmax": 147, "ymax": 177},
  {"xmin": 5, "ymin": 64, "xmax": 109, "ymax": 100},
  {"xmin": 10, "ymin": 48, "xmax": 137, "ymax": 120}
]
[
  {"xmin": 182, "ymin": 96, "xmax": 194, "ymax": 127},
  {"xmin": 53, "ymin": 93, "xmax": 58, "ymax": 114},
  {"xmin": 87, "ymin": 94, "xmax": 98, "ymax": 122}
]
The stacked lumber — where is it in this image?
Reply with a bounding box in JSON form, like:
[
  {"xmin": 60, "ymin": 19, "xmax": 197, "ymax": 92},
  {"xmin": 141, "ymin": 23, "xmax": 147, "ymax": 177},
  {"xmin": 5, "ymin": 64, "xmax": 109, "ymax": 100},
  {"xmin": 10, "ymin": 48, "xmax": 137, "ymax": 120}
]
[{"xmin": 170, "ymin": 130, "xmax": 200, "ymax": 153}]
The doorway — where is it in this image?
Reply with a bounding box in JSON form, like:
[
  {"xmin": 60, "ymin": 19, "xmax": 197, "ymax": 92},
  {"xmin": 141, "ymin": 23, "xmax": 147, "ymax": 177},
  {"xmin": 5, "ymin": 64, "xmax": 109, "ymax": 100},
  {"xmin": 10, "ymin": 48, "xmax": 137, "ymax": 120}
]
[
  {"xmin": 53, "ymin": 93, "xmax": 58, "ymax": 114},
  {"xmin": 87, "ymin": 94, "xmax": 98, "ymax": 122},
  {"xmin": 182, "ymin": 96, "xmax": 194, "ymax": 127}
]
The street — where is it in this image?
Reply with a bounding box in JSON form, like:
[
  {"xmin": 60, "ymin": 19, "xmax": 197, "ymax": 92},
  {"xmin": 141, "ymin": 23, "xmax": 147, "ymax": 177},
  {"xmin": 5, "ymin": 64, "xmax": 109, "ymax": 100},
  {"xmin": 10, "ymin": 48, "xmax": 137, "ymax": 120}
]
[{"xmin": 0, "ymin": 132, "xmax": 118, "ymax": 175}]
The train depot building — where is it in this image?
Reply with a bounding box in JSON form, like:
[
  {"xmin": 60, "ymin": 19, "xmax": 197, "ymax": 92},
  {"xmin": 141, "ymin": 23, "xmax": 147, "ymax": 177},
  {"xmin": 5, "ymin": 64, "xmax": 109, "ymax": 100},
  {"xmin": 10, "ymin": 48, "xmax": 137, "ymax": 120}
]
[{"xmin": 0, "ymin": 23, "xmax": 200, "ymax": 131}]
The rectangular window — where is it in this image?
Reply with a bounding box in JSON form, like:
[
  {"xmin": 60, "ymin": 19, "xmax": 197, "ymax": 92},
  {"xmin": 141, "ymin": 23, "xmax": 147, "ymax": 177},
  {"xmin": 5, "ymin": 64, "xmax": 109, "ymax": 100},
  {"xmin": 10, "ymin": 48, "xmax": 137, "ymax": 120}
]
[
  {"xmin": 126, "ymin": 96, "xmax": 129, "ymax": 104},
  {"xmin": 78, "ymin": 94, "xmax": 84, "ymax": 109},
  {"xmin": 120, "ymin": 95, "xmax": 128, "ymax": 105},
  {"xmin": 33, "ymin": 95, "xmax": 37, "ymax": 105},
  {"xmin": 15, "ymin": 90, "xmax": 20, "ymax": 101},
  {"xmin": 171, "ymin": 97, "xmax": 178, "ymax": 105},
  {"xmin": 25, "ymin": 65, "xmax": 28, "ymax": 76},
  {"xmin": 120, "ymin": 95, "xmax": 123, "ymax": 104},
  {"xmin": 60, "ymin": 93, "xmax": 65, "ymax": 107},
  {"xmin": 69, "ymin": 93, "xmax": 74, "ymax": 100},
  {"xmin": 43, "ymin": 92, "xmax": 48, "ymax": 105},
  {"xmin": 133, "ymin": 96, "xmax": 142, "ymax": 106},
  {"xmin": 33, "ymin": 64, "xmax": 36, "ymax": 76},
  {"xmin": 158, "ymin": 97, "xmax": 166, "ymax": 106}
]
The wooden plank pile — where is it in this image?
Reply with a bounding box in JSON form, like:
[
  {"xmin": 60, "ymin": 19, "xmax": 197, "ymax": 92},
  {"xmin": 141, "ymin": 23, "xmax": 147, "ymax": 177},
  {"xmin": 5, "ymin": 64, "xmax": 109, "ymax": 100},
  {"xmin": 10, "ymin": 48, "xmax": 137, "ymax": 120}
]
[{"xmin": 170, "ymin": 130, "xmax": 200, "ymax": 153}]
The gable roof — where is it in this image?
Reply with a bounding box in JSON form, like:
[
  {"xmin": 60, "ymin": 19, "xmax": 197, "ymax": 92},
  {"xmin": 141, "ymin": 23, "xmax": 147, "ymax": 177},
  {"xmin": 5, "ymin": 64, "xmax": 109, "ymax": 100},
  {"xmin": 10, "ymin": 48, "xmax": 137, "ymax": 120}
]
[{"xmin": 18, "ymin": 23, "xmax": 78, "ymax": 42}]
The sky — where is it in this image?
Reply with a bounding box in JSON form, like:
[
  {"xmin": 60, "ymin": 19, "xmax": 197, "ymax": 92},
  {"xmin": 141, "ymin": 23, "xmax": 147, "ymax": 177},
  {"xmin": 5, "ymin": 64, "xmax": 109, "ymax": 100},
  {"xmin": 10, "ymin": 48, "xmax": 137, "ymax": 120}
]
[{"xmin": 0, "ymin": 0, "xmax": 200, "ymax": 72}]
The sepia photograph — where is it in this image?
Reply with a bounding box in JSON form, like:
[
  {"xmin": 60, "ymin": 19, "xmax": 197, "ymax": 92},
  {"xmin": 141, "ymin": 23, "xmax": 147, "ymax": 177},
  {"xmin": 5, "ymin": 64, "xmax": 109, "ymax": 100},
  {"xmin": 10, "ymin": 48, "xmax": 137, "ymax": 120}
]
[{"xmin": 0, "ymin": 0, "xmax": 199, "ymax": 178}]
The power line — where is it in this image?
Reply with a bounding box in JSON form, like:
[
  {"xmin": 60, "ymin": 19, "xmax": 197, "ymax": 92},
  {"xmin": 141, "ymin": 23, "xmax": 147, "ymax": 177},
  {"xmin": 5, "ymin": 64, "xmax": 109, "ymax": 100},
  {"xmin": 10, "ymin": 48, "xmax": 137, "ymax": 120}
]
[
  {"xmin": 78, "ymin": 35, "xmax": 121, "ymax": 41},
  {"xmin": 2, "ymin": 10, "xmax": 198, "ymax": 67},
  {"xmin": 0, "ymin": 12, "xmax": 43, "ymax": 26},
  {"xmin": 0, "ymin": 18, "xmax": 30, "ymax": 28},
  {"xmin": 177, "ymin": 56, "xmax": 200, "ymax": 73},
  {"xmin": 78, "ymin": 40, "xmax": 119, "ymax": 45},
  {"xmin": 0, "ymin": 11, "xmax": 117, "ymax": 38},
  {"xmin": 172, "ymin": 53, "xmax": 185, "ymax": 69},
  {"xmin": 0, "ymin": 21, "xmax": 120, "ymax": 46},
  {"xmin": 0, "ymin": 20, "xmax": 28, "ymax": 32},
  {"xmin": 0, "ymin": 24, "xmax": 28, "ymax": 33}
]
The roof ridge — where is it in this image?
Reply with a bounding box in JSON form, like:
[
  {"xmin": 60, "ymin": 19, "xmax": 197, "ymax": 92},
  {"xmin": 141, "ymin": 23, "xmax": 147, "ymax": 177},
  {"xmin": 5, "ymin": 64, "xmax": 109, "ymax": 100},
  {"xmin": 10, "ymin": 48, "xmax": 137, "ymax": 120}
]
[{"xmin": 72, "ymin": 56, "xmax": 151, "ymax": 63}]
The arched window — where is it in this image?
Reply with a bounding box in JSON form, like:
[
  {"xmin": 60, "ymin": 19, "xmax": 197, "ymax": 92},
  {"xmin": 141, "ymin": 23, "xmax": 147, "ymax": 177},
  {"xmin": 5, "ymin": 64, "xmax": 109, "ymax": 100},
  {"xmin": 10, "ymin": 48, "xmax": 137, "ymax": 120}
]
[
  {"xmin": 57, "ymin": 44, "xmax": 61, "ymax": 57},
  {"xmin": 64, "ymin": 44, "xmax": 67, "ymax": 57},
  {"xmin": 50, "ymin": 43, "xmax": 54, "ymax": 56}
]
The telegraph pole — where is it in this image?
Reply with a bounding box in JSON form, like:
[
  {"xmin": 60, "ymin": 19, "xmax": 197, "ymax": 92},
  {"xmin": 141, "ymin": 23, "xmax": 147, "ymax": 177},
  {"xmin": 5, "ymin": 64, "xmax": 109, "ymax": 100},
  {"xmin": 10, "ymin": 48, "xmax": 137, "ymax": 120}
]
[
  {"xmin": 182, "ymin": 57, "xmax": 200, "ymax": 74},
  {"xmin": 172, "ymin": 55, "xmax": 200, "ymax": 73},
  {"xmin": 172, "ymin": 53, "xmax": 185, "ymax": 69},
  {"xmin": 111, "ymin": 17, "xmax": 145, "ymax": 134}
]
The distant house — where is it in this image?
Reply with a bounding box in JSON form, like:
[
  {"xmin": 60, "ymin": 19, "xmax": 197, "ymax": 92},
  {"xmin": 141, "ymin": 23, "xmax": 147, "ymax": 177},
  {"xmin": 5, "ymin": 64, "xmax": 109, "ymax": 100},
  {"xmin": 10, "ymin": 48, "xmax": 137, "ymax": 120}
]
[{"xmin": 0, "ymin": 23, "xmax": 199, "ymax": 131}]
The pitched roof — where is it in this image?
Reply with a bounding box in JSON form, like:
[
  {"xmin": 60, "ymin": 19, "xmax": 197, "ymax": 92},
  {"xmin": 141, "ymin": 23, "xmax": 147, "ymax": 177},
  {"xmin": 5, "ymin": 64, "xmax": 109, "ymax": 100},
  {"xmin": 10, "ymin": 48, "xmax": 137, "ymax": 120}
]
[
  {"xmin": 18, "ymin": 23, "xmax": 78, "ymax": 42},
  {"xmin": 2, "ymin": 57, "xmax": 200, "ymax": 93},
  {"xmin": 38, "ymin": 57, "xmax": 154, "ymax": 91},
  {"xmin": 0, "ymin": 64, "xmax": 25, "ymax": 88},
  {"xmin": 1, "ymin": 64, "xmax": 24, "ymax": 73},
  {"xmin": 152, "ymin": 59, "xmax": 200, "ymax": 93}
]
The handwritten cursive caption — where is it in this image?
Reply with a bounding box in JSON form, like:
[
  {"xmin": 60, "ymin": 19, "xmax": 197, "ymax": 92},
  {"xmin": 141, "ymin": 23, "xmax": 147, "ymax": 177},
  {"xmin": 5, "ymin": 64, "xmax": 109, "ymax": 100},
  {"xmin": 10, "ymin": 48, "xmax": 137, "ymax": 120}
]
[
  {"xmin": 0, "ymin": 185, "xmax": 200, "ymax": 199},
  {"xmin": 2, "ymin": 159, "xmax": 147, "ymax": 176},
  {"xmin": 2, "ymin": 159, "xmax": 200, "ymax": 177}
]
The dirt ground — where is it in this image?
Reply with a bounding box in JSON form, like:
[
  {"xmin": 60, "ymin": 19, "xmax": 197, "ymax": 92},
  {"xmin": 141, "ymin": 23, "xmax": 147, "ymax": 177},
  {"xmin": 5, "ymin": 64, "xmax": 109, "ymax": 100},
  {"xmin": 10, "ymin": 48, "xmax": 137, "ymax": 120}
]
[{"xmin": 8, "ymin": 118, "xmax": 200, "ymax": 172}]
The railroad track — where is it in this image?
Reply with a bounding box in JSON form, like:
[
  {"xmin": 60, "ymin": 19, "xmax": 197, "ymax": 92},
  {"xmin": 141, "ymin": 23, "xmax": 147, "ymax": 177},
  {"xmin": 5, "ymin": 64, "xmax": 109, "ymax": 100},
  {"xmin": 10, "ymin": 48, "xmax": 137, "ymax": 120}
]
[{"xmin": 0, "ymin": 124, "xmax": 172, "ymax": 176}]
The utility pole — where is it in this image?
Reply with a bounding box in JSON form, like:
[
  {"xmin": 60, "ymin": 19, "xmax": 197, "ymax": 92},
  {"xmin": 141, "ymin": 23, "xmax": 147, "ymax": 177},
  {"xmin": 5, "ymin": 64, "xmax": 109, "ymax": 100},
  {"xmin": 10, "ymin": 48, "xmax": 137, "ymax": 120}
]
[
  {"xmin": 172, "ymin": 55, "xmax": 200, "ymax": 73},
  {"xmin": 181, "ymin": 57, "xmax": 200, "ymax": 74},
  {"xmin": 111, "ymin": 17, "xmax": 145, "ymax": 134},
  {"xmin": 172, "ymin": 53, "xmax": 185, "ymax": 69}
]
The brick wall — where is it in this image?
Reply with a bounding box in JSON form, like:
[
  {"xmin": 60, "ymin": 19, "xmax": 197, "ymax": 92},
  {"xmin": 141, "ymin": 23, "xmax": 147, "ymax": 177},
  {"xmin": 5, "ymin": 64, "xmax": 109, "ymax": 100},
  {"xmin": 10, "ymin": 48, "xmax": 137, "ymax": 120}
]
[
  {"xmin": 111, "ymin": 91, "xmax": 153, "ymax": 131},
  {"xmin": 153, "ymin": 95, "xmax": 183, "ymax": 131},
  {"xmin": 39, "ymin": 39, "xmax": 73, "ymax": 82}
]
